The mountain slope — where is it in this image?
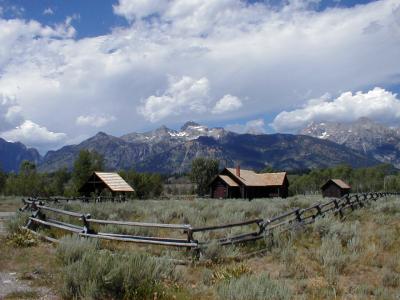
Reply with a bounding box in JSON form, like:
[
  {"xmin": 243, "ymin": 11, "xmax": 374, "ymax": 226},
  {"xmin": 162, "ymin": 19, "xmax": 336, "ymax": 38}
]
[
  {"xmin": 299, "ymin": 117, "xmax": 400, "ymax": 167},
  {"xmin": 38, "ymin": 123, "xmax": 379, "ymax": 173},
  {"xmin": 137, "ymin": 134, "xmax": 378, "ymax": 173},
  {"xmin": 0, "ymin": 138, "xmax": 41, "ymax": 172},
  {"xmin": 39, "ymin": 132, "xmax": 152, "ymax": 172},
  {"xmin": 39, "ymin": 122, "xmax": 230, "ymax": 173},
  {"xmin": 121, "ymin": 121, "xmax": 228, "ymax": 144}
]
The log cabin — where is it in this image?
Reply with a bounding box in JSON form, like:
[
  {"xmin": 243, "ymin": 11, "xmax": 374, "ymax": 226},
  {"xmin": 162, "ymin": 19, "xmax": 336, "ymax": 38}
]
[
  {"xmin": 321, "ymin": 179, "xmax": 351, "ymax": 198},
  {"xmin": 210, "ymin": 166, "xmax": 289, "ymax": 199}
]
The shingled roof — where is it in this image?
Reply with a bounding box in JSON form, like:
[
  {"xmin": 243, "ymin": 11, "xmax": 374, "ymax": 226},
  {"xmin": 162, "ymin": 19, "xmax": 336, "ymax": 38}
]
[
  {"xmin": 324, "ymin": 179, "xmax": 351, "ymax": 190},
  {"xmin": 93, "ymin": 172, "xmax": 134, "ymax": 192},
  {"xmin": 225, "ymin": 168, "xmax": 287, "ymax": 187},
  {"xmin": 218, "ymin": 175, "xmax": 239, "ymax": 187}
]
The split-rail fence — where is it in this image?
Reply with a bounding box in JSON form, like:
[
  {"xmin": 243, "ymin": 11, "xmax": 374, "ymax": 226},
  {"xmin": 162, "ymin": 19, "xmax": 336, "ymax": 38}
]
[{"xmin": 19, "ymin": 192, "xmax": 398, "ymax": 252}]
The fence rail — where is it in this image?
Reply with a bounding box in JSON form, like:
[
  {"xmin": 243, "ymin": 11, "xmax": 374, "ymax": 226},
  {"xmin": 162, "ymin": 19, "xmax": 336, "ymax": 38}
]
[
  {"xmin": 20, "ymin": 192, "xmax": 398, "ymax": 252},
  {"xmin": 28, "ymin": 195, "xmax": 128, "ymax": 203}
]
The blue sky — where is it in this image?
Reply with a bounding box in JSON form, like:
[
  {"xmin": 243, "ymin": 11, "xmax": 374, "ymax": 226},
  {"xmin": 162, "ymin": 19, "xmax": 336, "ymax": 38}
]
[
  {"xmin": 0, "ymin": 0, "xmax": 127, "ymax": 38},
  {"xmin": 0, "ymin": 0, "xmax": 381, "ymax": 38},
  {"xmin": 0, "ymin": 0, "xmax": 399, "ymax": 152}
]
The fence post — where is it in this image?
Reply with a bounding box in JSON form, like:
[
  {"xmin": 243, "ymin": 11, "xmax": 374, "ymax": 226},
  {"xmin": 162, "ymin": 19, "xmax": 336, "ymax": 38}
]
[
  {"xmin": 258, "ymin": 219, "xmax": 268, "ymax": 235},
  {"xmin": 26, "ymin": 201, "xmax": 46, "ymax": 231},
  {"xmin": 81, "ymin": 214, "xmax": 95, "ymax": 234},
  {"xmin": 333, "ymin": 199, "xmax": 343, "ymax": 218},
  {"xmin": 295, "ymin": 209, "xmax": 302, "ymax": 223},
  {"xmin": 184, "ymin": 227, "xmax": 196, "ymax": 252},
  {"xmin": 315, "ymin": 204, "xmax": 322, "ymax": 217},
  {"xmin": 355, "ymin": 195, "xmax": 364, "ymax": 207},
  {"xmin": 345, "ymin": 195, "xmax": 354, "ymax": 211}
]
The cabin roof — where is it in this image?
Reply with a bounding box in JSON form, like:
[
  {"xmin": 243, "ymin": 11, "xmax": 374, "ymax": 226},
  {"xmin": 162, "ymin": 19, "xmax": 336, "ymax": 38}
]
[
  {"xmin": 218, "ymin": 175, "xmax": 239, "ymax": 187},
  {"xmin": 92, "ymin": 172, "xmax": 134, "ymax": 192},
  {"xmin": 322, "ymin": 179, "xmax": 351, "ymax": 190},
  {"xmin": 225, "ymin": 168, "xmax": 287, "ymax": 187}
]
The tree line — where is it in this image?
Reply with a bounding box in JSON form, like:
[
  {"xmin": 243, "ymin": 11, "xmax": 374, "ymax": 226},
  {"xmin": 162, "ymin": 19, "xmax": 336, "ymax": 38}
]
[
  {"xmin": 0, "ymin": 150, "xmax": 163, "ymax": 199},
  {"xmin": 1, "ymin": 154, "xmax": 399, "ymax": 198},
  {"xmin": 289, "ymin": 164, "xmax": 400, "ymax": 195}
]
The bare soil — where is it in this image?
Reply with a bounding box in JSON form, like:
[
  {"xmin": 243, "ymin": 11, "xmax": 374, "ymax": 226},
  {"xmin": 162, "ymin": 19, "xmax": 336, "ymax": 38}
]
[{"xmin": 0, "ymin": 212, "xmax": 60, "ymax": 300}]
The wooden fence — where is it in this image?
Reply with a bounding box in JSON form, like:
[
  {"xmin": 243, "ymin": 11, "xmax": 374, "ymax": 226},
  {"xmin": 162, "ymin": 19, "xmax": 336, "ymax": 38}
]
[
  {"xmin": 20, "ymin": 192, "xmax": 398, "ymax": 252},
  {"xmin": 29, "ymin": 195, "xmax": 127, "ymax": 203}
]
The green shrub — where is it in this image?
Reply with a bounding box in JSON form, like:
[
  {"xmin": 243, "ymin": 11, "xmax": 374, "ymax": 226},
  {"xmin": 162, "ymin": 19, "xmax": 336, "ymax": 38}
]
[
  {"xmin": 376, "ymin": 228, "xmax": 396, "ymax": 251},
  {"xmin": 57, "ymin": 235, "xmax": 99, "ymax": 265},
  {"xmin": 312, "ymin": 216, "xmax": 333, "ymax": 238},
  {"xmin": 216, "ymin": 273, "xmax": 292, "ymax": 300},
  {"xmin": 202, "ymin": 268, "xmax": 214, "ymax": 286},
  {"xmin": 60, "ymin": 246, "xmax": 176, "ymax": 300},
  {"xmin": 211, "ymin": 264, "xmax": 252, "ymax": 284},
  {"xmin": 7, "ymin": 228, "xmax": 38, "ymax": 247},
  {"xmin": 201, "ymin": 240, "xmax": 238, "ymax": 263},
  {"xmin": 382, "ymin": 269, "xmax": 400, "ymax": 288},
  {"xmin": 318, "ymin": 235, "xmax": 348, "ymax": 286},
  {"xmin": 329, "ymin": 221, "xmax": 360, "ymax": 245},
  {"xmin": 5, "ymin": 211, "xmax": 29, "ymax": 234}
]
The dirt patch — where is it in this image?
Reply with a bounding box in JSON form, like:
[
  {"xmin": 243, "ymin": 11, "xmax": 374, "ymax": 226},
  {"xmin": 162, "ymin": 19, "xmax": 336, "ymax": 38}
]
[
  {"xmin": 0, "ymin": 272, "xmax": 31, "ymax": 298},
  {"xmin": 0, "ymin": 271, "xmax": 58, "ymax": 299}
]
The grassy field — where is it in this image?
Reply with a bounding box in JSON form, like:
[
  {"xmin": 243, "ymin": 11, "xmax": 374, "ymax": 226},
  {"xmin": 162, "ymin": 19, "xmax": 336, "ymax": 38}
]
[
  {"xmin": 1, "ymin": 195, "xmax": 400, "ymax": 299},
  {"xmin": 0, "ymin": 196, "xmax": 24, "ymax": 212}
]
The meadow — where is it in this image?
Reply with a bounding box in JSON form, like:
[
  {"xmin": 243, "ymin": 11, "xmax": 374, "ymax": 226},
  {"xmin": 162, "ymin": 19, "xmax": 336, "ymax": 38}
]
[{"xmin": 1, "ymin": 195, "xmax": 400, "ymax": 299}]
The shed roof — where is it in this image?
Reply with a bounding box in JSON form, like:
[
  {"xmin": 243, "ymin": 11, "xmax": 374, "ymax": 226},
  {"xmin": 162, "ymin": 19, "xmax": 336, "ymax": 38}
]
[
  {"xmin": 93, "ymin": 172, "xmax": 134, "ymax": 192},
  {"xmin": 322, "ymin": 179, "xmax": 351, "ymax": 190},
  {"xmin": 225, "ymin": 168, "xmax": 287, "ymax": 187},
  {"xmin": 218, "ymin": 175, "xmax": 239, "ymax": 187}
]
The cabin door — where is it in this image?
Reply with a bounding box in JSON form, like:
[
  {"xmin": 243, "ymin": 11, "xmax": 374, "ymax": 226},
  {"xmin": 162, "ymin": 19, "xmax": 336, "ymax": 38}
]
[{"xmin": 213, "ymin": 183, "xmax": 226, "ymax": 198}]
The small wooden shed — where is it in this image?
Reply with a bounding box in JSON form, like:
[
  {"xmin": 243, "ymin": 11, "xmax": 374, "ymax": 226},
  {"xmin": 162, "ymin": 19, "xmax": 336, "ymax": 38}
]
[
  {"xmin": 321, "ymin": 179, "xmax": 351, "ymax": 198},
  {"xmin": 79, "ymin": 172, "xmax": 134, "ymax": 197}
]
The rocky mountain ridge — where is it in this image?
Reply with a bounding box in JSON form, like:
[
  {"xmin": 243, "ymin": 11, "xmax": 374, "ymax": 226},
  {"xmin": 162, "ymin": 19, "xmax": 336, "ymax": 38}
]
[
  {"xmin": 120, "ymin": 121, "xmax": 229, "ymax": 144},
  {"xmin": 299, "ymin": 117, "xmax": 400, "ymax": 167},
  {"xmin": 38, "ymin": 121, "xmax": 379, "ymax": 173},
  {"xmin": 2, "ymin": 120, "xmax": 391, "ymax": 174},
  {"xmin": 0, "ymin": 138, "xmax": 41, "ymax": 172}
]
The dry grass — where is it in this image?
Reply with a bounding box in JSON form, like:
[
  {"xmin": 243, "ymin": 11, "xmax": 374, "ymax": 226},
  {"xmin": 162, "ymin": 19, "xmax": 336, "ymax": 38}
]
[
  {"xmin": 1, "ymin": 195, "xmax": 400, "ymax": 299},
  {"xmin": 0, "ymin": 196, "xmax": 23, "ymax": 212},
  {"xmin": 0, "ymin": 235, "xmax": 61, "ymax": 299}
]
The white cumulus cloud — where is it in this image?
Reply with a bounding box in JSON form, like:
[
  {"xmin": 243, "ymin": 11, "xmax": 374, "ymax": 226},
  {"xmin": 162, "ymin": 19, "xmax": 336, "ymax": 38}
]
[
  {"xmin": 138, "ymin": 76, "xmax": 210, "ymax": 122},
  {"xmin": 212, "ymin": 94, "xmax": 242, "ymax": 114},
  {"xmin": 0, "ymin": 94, "xmax": 23, "ymax": 131},
  {"xmin": 1, "ymin": 120, "xmax": 66, "ymax": 151},
  {"xmin": 271, "ymin": 87, "xmax": 400, "ymax": 132},
  {"xmin": 0, "ymin": 0, "xmax": 400, "ymax": 151},
  {"xmin": 76, "ymin": 114, "xmax": 116, "ymax": 127},
  {"xmin": 226, "ymin": 118, "xmax": 266, "ymax": 135},
  {"xmin": 113, "ymin": 0, "xmax": 168, "ymax": 21}
]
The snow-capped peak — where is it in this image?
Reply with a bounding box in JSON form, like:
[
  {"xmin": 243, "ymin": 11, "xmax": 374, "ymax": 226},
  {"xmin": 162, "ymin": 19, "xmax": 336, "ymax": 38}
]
[{"xmin": 121, "ymin": 121, "xmax": 228, "ymax": 144}]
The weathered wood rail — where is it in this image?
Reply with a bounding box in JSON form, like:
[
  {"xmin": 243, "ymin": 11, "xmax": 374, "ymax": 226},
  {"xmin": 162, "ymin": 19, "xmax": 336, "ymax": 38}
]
[
  {"xmin": 30, "ymin": 195, "xmax": 127, "ymax": 203},
  {"xmin": 20, "ymin": 192, "xmax": 398, "ymax": 252}
]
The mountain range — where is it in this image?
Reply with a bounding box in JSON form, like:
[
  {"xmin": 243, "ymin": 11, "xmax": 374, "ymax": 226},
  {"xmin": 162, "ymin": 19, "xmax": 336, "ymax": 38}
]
[
  {"xmin": 0, "ymin": 138, "xmax": 41, "ymax": 172},
  {"xmin": 299, "ymin": 117, "xmax": 400, "ymax": 168},
  {"xmin": 1, "ymin": 119, "xmax": 395, "ymax": 174}
]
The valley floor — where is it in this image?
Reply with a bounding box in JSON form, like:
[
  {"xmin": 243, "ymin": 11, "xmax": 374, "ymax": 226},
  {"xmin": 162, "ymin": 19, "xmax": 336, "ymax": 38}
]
[{"xmin": 0, "ymin": 195, "xmax": 399, "ymax": 299}]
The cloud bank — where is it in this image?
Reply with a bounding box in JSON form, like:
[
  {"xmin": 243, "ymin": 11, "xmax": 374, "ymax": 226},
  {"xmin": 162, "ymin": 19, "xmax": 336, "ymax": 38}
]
[
  {"xmin": 76, "ymin": 114, "xmax": 116, "ymax": 127},
  {"xmin": 212, "ymin": 94, "xmax": 243, "ymax": 115},
  {"xmin": 271, "ymin": 87, "xmax": 400, "ymax": 132},
  {"xmin": 2, "ymin": 120, "xmax": 66, "ymax": 150},
  {"xmin": 138, "ymin": 76, "xmax": 242, "ymax": 122},
  {"xmin": 0, "ymin": 0, "xmax": 400, "ymax": 152},
  {"xmin": 226, "ymin": 118, "xmax": 266, "ymax": 135}
]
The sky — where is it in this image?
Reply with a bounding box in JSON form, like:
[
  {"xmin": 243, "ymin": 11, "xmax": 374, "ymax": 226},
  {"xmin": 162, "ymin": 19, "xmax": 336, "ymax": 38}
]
[{"xmin": 0, "ymin": 0, "xmax": 399, "ymax": 153}]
